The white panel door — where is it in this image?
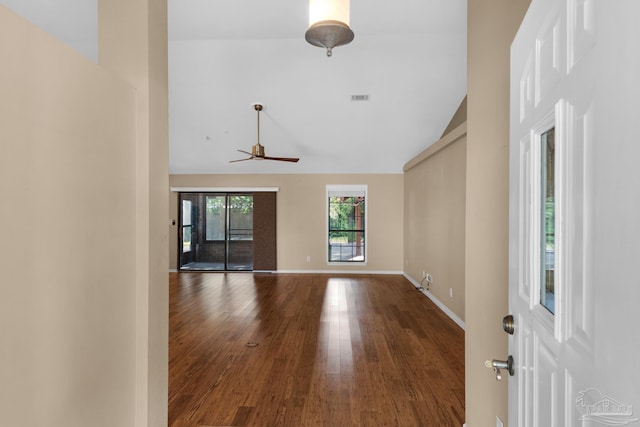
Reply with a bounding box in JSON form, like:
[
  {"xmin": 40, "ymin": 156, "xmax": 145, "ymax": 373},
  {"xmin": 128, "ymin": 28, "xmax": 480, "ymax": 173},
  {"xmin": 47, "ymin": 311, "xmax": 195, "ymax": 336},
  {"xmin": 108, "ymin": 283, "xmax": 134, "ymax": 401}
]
[{"xmin": 509, "ymin": 0, "xmax": 640, "ymax": 426}]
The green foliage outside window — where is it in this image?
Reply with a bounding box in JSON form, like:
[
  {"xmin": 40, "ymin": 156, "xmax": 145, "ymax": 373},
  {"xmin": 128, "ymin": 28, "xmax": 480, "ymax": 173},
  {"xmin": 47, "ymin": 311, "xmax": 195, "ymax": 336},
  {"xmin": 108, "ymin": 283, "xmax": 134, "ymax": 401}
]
[{"xmin": 329, "ymin": 197, "xmax": 365, "ymax": 242}]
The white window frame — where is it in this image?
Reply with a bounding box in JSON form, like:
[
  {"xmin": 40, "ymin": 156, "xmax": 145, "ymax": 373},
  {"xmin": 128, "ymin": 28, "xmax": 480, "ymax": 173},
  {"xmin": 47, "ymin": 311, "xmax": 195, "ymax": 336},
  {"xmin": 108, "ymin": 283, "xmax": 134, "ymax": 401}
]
[
  {"xmin": 326, "ymin": 185, "xmax": 368, "ymax": 265},
  {"xmin": 528, "ymin": 101, "xmax": 567, "ymax": 342}
]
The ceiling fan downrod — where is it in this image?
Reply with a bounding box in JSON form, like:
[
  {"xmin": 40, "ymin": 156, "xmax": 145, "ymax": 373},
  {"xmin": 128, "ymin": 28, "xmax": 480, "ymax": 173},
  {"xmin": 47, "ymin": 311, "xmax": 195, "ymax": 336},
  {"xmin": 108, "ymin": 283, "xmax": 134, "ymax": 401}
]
[{"xmin": 253, "ymin": 103, "xmax": 263, "ymax": 148}]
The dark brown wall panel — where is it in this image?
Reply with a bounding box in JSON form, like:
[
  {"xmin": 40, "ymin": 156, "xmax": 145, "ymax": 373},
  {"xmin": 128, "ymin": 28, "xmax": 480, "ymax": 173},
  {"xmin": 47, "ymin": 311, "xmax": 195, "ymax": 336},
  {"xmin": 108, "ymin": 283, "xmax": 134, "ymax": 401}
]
[{"xmin": 253, "ymin": 192, "xmax": 277, "ymax": 270}]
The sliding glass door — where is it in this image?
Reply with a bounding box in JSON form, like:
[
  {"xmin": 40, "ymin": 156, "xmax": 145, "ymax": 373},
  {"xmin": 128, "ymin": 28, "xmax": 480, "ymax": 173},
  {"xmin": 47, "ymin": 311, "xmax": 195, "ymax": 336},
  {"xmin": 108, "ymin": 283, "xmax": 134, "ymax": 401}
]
[
  {"xmin": 203, "ymin": 194, "xmax": 227, "ymax": 269},
  {"xmin": 226, "ymin": 195, "xmax": 254, "ymax": 270},
  {"xmin": 179, "ymin": 193, "xmax": 253, "ymax": 271}
]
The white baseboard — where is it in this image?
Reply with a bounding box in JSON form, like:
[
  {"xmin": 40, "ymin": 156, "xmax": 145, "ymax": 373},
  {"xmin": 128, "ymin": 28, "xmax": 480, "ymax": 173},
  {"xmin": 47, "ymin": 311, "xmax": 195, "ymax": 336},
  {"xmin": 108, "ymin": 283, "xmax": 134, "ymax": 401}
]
[{"xmin": 403, "ymin": 273, "xmax": 465, "ymax": 330}]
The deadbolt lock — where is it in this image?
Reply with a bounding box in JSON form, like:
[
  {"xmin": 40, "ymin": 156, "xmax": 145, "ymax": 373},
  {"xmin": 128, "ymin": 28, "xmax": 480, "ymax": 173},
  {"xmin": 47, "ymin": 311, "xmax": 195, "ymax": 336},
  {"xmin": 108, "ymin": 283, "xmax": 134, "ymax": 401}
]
[{"xmin": 502, "ymin": 314, "xmax": 515, "ymax": 335}]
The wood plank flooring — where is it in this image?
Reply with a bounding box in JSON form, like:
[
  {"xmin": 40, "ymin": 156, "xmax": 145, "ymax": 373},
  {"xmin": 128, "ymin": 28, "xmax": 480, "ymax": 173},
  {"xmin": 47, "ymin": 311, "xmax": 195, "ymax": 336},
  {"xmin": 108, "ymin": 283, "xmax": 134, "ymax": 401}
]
[{"xmin": 169, "ymin": 273, "xmax": 464, "ymax": 427}]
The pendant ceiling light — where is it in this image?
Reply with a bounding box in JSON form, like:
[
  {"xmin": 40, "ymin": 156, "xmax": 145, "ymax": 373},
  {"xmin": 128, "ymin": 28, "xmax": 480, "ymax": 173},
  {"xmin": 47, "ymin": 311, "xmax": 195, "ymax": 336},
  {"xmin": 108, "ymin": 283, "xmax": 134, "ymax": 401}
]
[{"xmin": 305, "ymin": 0, "xmax": 354, "ymax": 57}]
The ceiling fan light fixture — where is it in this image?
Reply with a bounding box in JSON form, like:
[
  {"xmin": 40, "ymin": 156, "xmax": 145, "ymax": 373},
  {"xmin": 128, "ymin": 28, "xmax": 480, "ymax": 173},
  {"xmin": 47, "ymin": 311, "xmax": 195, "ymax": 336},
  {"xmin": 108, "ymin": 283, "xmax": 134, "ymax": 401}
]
[{"xmin": 305, "ymin": 0, "xmax": 354, "ymax": 57}]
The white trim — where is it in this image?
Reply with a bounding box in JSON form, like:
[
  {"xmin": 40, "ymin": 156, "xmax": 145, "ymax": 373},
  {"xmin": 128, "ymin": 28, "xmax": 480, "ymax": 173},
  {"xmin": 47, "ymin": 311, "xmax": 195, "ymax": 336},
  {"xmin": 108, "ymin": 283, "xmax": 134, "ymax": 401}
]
[
  {"xmin": 326, "ymin": 185, "xmax": 367, "ymax": 197},
  {"xmin": 403, "ymin": 122, "xmax": 467, "ymax": 172},
  {"xmin": 170, "ymin": 187, "xmax": 279, "ymax": 192},
  {"xmin": 168, "ymin": 269, "xmax": 178, "ymax": 273},
  {"xmin": 403, "ymin": 273, "xmax": 465, "ymax": 330},
  {"xmin": 529, "ymin": 102, "xmax": 565, "ymax": 342},
  {"xmin": 326, "ymin": 262, "xmax": 368, "ymax": 267}
]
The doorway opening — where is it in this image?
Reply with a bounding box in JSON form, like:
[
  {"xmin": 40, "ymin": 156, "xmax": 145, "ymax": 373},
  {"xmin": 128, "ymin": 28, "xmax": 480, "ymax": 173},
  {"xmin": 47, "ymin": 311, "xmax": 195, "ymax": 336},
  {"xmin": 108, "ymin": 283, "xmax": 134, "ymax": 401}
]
[{"xmin": 179, "ymin": 193, "xmax": 254, "ymax": 271}]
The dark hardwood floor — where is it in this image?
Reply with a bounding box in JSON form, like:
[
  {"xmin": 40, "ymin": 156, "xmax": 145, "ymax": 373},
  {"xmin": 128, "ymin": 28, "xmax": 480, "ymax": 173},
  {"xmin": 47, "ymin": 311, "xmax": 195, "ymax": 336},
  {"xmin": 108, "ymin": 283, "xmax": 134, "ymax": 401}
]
[{"xmin": 169, "ymin": 273, "xmax": 464, "ymax": 427}]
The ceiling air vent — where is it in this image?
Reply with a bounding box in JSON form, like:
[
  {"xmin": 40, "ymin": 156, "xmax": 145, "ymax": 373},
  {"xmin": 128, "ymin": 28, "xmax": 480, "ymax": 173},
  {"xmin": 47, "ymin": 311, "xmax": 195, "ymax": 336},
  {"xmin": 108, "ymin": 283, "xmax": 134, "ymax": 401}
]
[{"xmin": 351, "ymin": 94, "xmax": 369, "ymax": 101}]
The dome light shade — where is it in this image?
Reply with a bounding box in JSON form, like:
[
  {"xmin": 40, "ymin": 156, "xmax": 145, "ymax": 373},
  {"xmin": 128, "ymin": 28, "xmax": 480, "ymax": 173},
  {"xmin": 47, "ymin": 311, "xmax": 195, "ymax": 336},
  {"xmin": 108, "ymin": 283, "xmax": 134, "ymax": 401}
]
[
  {"xmin": 309, "ymin": 0, "xmax": 349, "ymax": 26},
  {"xmin": 305, "ymin": 0, "xmax": 354, "ymax": 57}
]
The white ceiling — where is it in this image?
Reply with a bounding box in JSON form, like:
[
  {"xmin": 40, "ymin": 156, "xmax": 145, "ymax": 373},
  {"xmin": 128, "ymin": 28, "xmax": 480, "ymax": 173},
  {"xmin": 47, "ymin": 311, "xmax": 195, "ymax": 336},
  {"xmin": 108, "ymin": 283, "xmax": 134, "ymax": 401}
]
[{"xmin": 1, "ymin": 0, "xmax": 467, "ymax": 174}]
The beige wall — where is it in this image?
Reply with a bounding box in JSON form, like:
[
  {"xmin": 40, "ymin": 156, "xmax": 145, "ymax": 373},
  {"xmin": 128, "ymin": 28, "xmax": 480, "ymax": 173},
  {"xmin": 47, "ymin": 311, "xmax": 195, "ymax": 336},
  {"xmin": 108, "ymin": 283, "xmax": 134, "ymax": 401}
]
[
  {"xmin": 440, "ymin": 96, "xmax": 467, "ymax": 139},
  {"xmin": 169, "ymin": 174, "xmax": 404, "ymax": 272},
  {"xmin": 0, "ymin": 6, "xmax": 138, "ymax": 426},
  {"xmin": 466, "ymin": 0, "xmax": 530, "ymax": 425},
  {"xmin": 403, "ymin": 125, "xmax": 467, "ymax": 322},
  {"xmin": 0, "ymin": 1, "xmax": 169, "ymax": 425}
]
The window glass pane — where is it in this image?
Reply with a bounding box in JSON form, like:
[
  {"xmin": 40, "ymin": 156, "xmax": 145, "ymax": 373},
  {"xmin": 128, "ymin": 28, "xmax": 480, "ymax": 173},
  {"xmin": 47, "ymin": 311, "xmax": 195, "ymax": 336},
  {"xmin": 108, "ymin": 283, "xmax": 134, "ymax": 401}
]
[
  {"xmin": 329, "ymin": 231, "xmax": 365, "ymax": 262},
  {"xmin": 227, "ymin": 195, "xmax": 253, "ymax": 241},
  {"xmin": 227, "ymin": 195, "xmax": 253, "ymax": 270},
  {"xmin": 328, "ymin": 196, "xmax": 365, "ymax": 262},
  {"xmin": 182, "ymin": 199, "xmax": 193, "ymax": 253},
  {"xmin": 541, "ymin": 127, "xmax": 555, "ymax": 314},
  {"xmin": 183, "ymin": 226, "xmax": 192, "ymax": 253},
  {"xmin": 182, "ymin": 200, "xmax": 192, "ymax": 226},
  {"xmin": 205, "ymin": 195, "xmax": 226, "ymax": 241}
]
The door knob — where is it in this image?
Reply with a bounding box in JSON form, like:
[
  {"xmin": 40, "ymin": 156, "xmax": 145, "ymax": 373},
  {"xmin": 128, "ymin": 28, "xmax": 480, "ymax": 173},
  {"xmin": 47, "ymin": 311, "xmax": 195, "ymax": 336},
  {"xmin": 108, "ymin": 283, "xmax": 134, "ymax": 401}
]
[{"xmin": 485, "ymin": 355, "xmax": 514, "ymax": 380}]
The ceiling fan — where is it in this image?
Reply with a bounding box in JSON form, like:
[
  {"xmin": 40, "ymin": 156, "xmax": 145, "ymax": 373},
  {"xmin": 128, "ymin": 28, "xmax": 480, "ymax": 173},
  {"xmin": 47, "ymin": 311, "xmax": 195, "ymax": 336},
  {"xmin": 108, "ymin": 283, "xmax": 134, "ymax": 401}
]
[{"xmin": 230, "ymin": 103, "xmax": 300, "ymax": 163}]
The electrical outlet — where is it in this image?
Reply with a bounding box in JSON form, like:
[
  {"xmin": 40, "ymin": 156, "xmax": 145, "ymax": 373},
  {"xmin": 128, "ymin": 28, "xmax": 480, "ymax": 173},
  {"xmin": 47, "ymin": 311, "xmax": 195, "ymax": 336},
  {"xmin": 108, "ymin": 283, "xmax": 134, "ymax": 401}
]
[
  {"xmin": 449, "ymin": 288, "xmax": 453, "ymax": 298},
  {"xmin": 306, "ymin": 256, "xmax": 311, "ymax": 263}
]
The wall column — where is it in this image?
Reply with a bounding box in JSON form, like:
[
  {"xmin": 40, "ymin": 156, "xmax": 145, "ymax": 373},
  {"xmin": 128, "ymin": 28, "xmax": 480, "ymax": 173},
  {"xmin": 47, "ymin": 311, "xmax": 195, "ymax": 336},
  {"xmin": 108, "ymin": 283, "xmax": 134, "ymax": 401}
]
[
  {"xmin": 98, "ymin": 1, "xmax": 169, "ymax": 426},
  {"xmin": 465, "ymin": 0, "xmax": 530, "ymax": 425}
]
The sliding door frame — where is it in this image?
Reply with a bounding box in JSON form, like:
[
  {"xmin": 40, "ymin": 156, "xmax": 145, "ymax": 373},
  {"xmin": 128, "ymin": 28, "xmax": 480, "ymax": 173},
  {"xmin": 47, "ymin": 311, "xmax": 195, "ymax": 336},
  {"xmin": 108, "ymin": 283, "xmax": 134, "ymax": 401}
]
[{"xmin": 174, "ymin": 187, "xmax": 278, "ymax": 272}]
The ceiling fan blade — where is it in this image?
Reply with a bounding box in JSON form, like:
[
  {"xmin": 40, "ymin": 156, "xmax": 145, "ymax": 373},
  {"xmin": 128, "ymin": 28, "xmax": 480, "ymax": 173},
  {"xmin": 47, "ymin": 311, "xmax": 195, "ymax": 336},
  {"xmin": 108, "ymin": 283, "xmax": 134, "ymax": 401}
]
[
  {"xmin": 263, "ymin": 156, "xmax": 300, "ymax": 163},
  {"xmin": 237, "ymin": 149, "xmax": 253, "ymax": 156},
  {"xmin": 229, "ymin": 157, "xmax": 254, "ymax": 163}
]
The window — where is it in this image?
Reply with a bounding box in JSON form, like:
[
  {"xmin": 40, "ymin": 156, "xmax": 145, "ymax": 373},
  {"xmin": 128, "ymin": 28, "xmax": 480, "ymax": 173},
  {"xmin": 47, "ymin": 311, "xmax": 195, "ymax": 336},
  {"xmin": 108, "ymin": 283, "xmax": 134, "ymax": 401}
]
[
  {"xmin": 327, "ymin": 185, "xmax": 367, "ymax": 263},
  {"xmin": 540, "ymin": 127, "xmax": 555, "ymax": 314}
]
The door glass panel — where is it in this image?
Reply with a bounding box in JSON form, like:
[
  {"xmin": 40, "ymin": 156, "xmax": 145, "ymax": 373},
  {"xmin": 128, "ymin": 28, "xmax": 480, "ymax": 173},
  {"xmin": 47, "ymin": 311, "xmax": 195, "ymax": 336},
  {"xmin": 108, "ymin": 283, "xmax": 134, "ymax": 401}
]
[
  {"xmin": 182, "ymin": 227, "xmax": 192, "ymax": 253},
  {"xmin": 227, "ymin": 195, "xmax": 253, "ymax": 270},
  {"xmin": 179, "ymin": 195, "xmax": 197, "ymax": 268},
  {"xmin": 205, "ymin": 195, "xmax": 226, "ymax": 241},
  {"xmin": 540, "ymin": 127, "xmax": 555, "ymax": 314},
  {"xmin": 182, "ymin": 200, "xmax": 192, "ymax": 252},
  {"xmin": 204, "ymin": 195, "xmax": 226, "ymax": 270}
]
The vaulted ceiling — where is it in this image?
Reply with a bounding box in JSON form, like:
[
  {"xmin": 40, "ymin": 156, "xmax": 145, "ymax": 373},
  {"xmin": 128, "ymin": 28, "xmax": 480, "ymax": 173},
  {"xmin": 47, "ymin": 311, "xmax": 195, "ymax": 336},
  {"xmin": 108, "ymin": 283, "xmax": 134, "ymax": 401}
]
[{"xmin": 1, "ymin": 0, "xmax": 467, "ymax": 174}]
